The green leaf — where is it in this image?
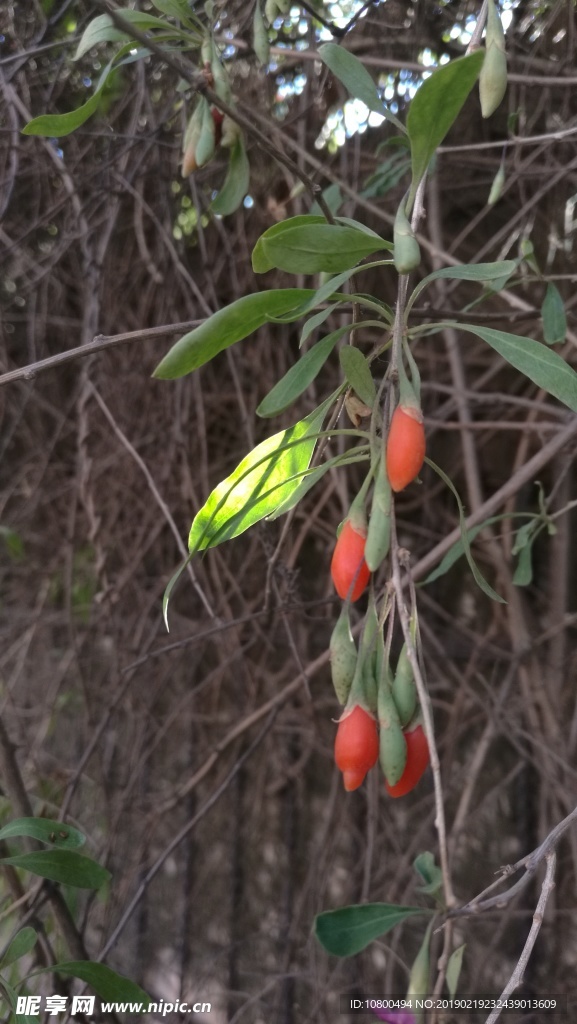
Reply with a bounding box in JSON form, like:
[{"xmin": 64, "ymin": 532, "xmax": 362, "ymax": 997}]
[
  {"xmin": 150, "ymin": 0, "xmax": 195, "ymax": 18},
  {"xmin": 315, "ymin": 903, "xmax": 429, "ymax": 957},
  {"xmin": 74, "ymin": 11, "xmax": 170, "ymax": 60},
  {"xmin": 0, "ymin": 928, "xmax": 37, "ymax": 969},
  {"xmin": 407, "ymin": 52, "xmax": 484, "ymax": 205},
  {"xmin": 22, "ymin": 47, "xmax": 132, "ymax": 136},
  {"xmin": 446, "ymin": 944, "xmax": 466, "ymax": 998},
  {"xmin": 421, "ymin": 522, "xmax": 488, "ymax": 584},
  {"xmin": 45, "ymin": 962, "xmax": 151, "ymax": 1006},
  {"xmin": 318, "ymin": 43, "xmax": 405, "ymax": 133},
  {"xmin": 152, "ymin": 289, "xmax": 315, "ymax": 379},
  {"xmin": 299, "ymin": 303, "xmax": 340, "ymax": 347},
  {"xmin": 339, "ymin": 347, "xmax": 376, "ymax": 407},
  {"xmin": 211, "ymin": 136, "xmax": 250, "ymax": 216},
  {"xmin": 458, "ymin": 323, "xmax": 577, "ymax": 413},
  {"xmin": 0, "ymin": 817, "xmax": 85, "ymax": 849},
  {"xmin": 309, "ymin": 183, "xmax": 343, "ymax": 216},
  {"xmin": 0, "ymin": 851, "xmax": 110, "ymax": 890},
  {"xmin": 253, "ymin": 219, "xmax": 391, "ymax": 275},
  {"xmin": 413, "ymin": 852, "xmax": 443, "ymax": 897},
  {"xmin": 257, "ymin": 328, "xmax": 346, "ymax": 418},
  {"xmin": 425, "ymin": 459, "xmax": 505, "ymax": 603},
  {"xmin": 408, "ymin": 260, "xmax": 517, "ymax": 311},
  {"xmin": 542, "ymin": 282, "xmax": 566, "ymax": 345},
  {"xmin": 188, "ymin": 401, "xmax": 331, "ymax": 551},
  {"xmin": 252, "ymin": 216, "xmax": 387, "ymax": 274},
  {"xmin": 267, "ymin": 447, "xmax": 369, "ymax": 521},
  {"xmin": 513, "ymin": 542, "xmax": 533, "ymax": 586}
]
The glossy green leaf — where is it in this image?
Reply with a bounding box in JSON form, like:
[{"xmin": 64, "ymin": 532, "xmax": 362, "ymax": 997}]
[
  {"xmin": 407, "ymin": 52, "xmax": 484, "ymax": 205},
  {"xmin": 315, "ymin": 903, "xmax": 429, "ymax": 957},
  {"xmin": 542, "ymin": 282, "xmax": 566, "ymax": 345},
  {"xmin": 0, "ymin": 928, "xmax": 37, "ymax": 969},
  {"xmin": 0, "ymin": 851, "xmax": 110, "ymax": 889},
  {"xmin": 257, "ymin": 328, "xmax": 346, "ymax": 418},
  {"xmin": 318, "ymin": 43, "xmax": 405, "ymax": 133},
  {"xmin": 211, "ymin": 136, "xmax": 250, "ymax": 216},
  {"xmin": 74, "ymin": 11, "xmax": 169, "ymax": 60},
  {"xmin": 22, "ymin": 47, "xmax": 132, "ymax": 136},
  {"xmin": 46, "ymin": 962, "xmax": 150, "ymax": 1005},
  {"xmin": 0, "ymin": 817, "xmax": 85, "ymax": 849},
  {"xmin": 458, "ymin": 323, "xmax": 577, "ymax": 412},
  {"xmin": 152, "ymin": 289, "xmax": 314, "ymax": 379},
  {"xmin": 253, "ymin": 219, "xmax": 391, "ymax": 275},
  {"xmin": 188, "ymin": 401, "xmax": 330, "ymax": 551},
  {"xmin": 339, "ymin": 347, "xmax": 376, "ymax": 407}
]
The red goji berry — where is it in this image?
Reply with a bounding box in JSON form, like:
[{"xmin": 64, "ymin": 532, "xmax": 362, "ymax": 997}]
[
  {"xmin": 385, "ymin": 723, "xmax": 429, "ymax": 797},
  {"xmin": 330, "ymin": 519, "xmax": 371, "ymax": 602},
  {"xmin": 386, "ymin": 405, "xmax": 426, "ymax": 493},
  {"xmin": 335, "ymin": 705, "xmax": 379, "ymax": 791}
]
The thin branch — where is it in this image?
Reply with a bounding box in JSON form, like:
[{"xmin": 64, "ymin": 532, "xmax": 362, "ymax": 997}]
[
  {"xmin": 484, "ymin": 852, "xmax": 557, "ymax": 1024},
  {"xmin": 0, "ymin": 321, "xmax": 202, "ymax": 389}
]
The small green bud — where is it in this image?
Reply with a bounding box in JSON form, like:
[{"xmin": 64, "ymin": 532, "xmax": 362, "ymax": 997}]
[
  {"xmin": 330, "ymin": 607, "xmax": 358, "ymax": 705},
  {"xmin": 378, "ymin": 662, "xmax": 407, "ymax": 786},
  {"xmin": 391, "ymin": 642, "xmax": 417, "ymax": 727},
  {"xmin": 488, "ymin": 162, "xmax": 506, "ymax": 206},
  {"xmin": 480, "ymin": 0, "xmax": 507, "ymax": 118},
  {"xmin": 365, "ymin": 457, "xmax": 391, "ymax": 572},
  {"xmin": 394, "ymin": 198, "xmax": 421, "ymax": 275}
]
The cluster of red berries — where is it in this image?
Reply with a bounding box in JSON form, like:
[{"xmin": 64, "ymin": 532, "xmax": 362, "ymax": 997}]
[{"xmin": 329, "ymin": 402, "xmax": 429, "ymax": 797}]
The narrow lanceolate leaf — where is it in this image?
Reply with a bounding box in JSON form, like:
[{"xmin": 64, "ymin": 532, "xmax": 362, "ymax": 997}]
[
  {"xmin": 22, "ymin": 47, "xmax": 133, "ymax": 136},
  {"xmin": 267, "ymin": 445, "xmax": 369, "ymax": 521},
  {"xmin": 446, "ymin": 944, "xmax": 466, "ymax": 998},
  {"xmin": 425, "ymin": 458, "xmax": 505, "ymax": 603},
  {"xmin": 0, "ymin": 851, "xmax": 110, "ymax": 889},
  {"xmin": 0, "ymin": 817, "xmax": 85, "ymax": 849},
  {"xmin": 315, "ymin": 903, "xmax": 429, "ymax": 957},
  {"xmin": 0, "ymin": 928, "xmax": 37, "ymax": 969},
  {"xmin": 74, "ymin": 11, "xmax": 170, "ymax": 60},
  {"xmin": 318, "ymin": 43, "xmax": 406, "ymax": 133},
  {"xmin": 541, "ymin": 282, "xmax": 566, "ymax": 345},
  {"xmin": 152, "ymin": 289, "xmax": 314, "ymax": 379},
  {"xmin": 211, "ymin": 135, "xmax": 250, "ymax": 216},
  {"xmin": 257, "ymin": 327, "xmax": 347, "ymax": 418},
  {"xmin": 406, "ymin": 260, "xmax": 517, "ymax": 316},
  {"xmin": 339, "ymin": 346, "xmax": 376, "ymax": 407},
  {"xmin": 407, "ymin": 51, "xmax": 484, "ymax": 207},
  {"xmin": 188, "ymin": 400, "xmax": 330, "ymax": 551},
  {"xmin": 458, "ymin": 323, "xmax": 577, "ymax": 412},
  {"xmin": 253, "ymin": 222, "xmax": 391, "ymax": 275}
]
